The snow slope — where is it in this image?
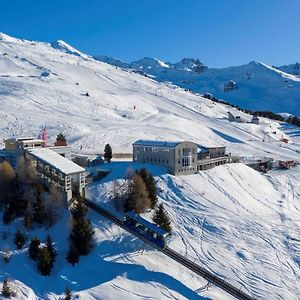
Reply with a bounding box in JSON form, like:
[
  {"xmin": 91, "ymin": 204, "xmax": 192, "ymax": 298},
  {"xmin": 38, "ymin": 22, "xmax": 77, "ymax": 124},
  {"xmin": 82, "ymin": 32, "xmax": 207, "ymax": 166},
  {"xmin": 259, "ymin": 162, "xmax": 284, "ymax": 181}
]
[
  {"xmin": 0, "ymin": 33, "xmax": 300, "ymax": 299},
  {"xmin": 94, "ymin": 56, "xmax": 300, "ymax": 116}
]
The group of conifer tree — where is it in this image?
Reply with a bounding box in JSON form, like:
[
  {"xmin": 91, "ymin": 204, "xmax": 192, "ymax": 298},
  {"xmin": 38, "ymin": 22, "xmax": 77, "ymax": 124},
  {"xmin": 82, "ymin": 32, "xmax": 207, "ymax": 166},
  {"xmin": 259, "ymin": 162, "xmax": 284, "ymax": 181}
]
[
  {"xmin": 67, "ymin": 196, "xmax": 95, "ymax": 265},
  {"xmin": 28, "ymin": 235, "xmax": 57, "ymax": 276},
  {"xmin": 123, "ymin": 168, "xmax": 172, "ymax": 232}
]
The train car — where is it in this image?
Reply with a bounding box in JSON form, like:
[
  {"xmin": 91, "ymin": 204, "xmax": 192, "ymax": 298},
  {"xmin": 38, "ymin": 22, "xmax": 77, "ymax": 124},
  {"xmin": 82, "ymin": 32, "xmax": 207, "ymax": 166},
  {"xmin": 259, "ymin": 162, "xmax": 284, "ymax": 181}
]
[{"xmin": 123, "ymin": 211, "xmax": 171, "ymax": 249}]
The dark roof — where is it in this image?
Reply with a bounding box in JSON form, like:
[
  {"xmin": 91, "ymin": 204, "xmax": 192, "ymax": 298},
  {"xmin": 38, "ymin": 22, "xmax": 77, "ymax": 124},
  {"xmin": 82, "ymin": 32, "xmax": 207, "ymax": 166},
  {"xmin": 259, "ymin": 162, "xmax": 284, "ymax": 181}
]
[
  {"xmin": 126, "ymin": 211, "xmax": 170, "ymax": 237},
  {"xmin": 133, "ymin": 140, "xmax": 181, "ymax": 148}
]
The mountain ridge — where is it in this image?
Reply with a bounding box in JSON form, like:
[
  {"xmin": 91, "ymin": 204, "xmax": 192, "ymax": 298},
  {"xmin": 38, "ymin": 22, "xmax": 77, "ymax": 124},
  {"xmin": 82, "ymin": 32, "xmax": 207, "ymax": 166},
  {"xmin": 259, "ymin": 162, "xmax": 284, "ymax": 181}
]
[{"xmin": 94, "ymin": 55, "xmax": 300, "ymax": 115}]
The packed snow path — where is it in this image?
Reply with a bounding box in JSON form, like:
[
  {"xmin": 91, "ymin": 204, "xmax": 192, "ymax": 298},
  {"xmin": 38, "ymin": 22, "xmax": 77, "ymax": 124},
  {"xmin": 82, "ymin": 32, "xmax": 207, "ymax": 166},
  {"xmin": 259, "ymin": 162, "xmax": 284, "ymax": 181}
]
[{"xmin": 85, "ymin": 199, "xmax": 254, "ymax": 300}]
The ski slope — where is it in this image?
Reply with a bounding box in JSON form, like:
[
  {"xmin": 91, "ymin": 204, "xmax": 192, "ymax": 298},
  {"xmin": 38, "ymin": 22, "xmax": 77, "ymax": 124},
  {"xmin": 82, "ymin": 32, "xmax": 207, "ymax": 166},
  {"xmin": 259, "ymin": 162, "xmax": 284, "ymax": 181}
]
[{"xmin": 0, "ymin": 33, "xmax": 300, "ymax": 299}]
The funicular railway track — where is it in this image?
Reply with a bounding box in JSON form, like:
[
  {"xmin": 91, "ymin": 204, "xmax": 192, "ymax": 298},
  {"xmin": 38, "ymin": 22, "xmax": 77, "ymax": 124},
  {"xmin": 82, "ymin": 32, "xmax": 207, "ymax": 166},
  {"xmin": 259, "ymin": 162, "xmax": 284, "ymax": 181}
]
[{"xmin": 85, "ymin": 199, "xmax": 254, "ymax": 300}]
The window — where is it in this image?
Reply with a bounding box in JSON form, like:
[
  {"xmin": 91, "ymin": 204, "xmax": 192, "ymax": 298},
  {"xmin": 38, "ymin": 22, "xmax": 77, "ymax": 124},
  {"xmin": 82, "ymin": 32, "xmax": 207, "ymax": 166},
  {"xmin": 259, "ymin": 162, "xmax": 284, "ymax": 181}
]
[
  {"xmin": 182, "ymin": 157, "xmax": 191, "ymax": 167},
  {"xmin": 178, "ymin": 159, "xmax": 180, "ymax": 164},
  {"xmin": 178, "ymin": 149, "xmax": 181, "ymax": 155}
]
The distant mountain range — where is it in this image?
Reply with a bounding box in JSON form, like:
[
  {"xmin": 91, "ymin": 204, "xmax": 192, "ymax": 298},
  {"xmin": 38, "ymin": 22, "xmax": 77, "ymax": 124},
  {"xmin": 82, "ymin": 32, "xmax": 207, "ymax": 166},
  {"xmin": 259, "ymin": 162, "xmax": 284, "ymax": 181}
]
[{"xmin": 94, "ymin": 55, "xmax": 300, "ymax": 115}]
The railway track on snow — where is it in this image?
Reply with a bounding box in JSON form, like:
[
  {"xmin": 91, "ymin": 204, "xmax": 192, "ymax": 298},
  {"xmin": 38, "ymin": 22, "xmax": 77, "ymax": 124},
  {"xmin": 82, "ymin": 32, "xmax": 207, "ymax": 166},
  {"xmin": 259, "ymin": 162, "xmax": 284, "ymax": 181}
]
[{"xmin": 85, "ymin": 198, "xmax": 254, "ymax": 300}]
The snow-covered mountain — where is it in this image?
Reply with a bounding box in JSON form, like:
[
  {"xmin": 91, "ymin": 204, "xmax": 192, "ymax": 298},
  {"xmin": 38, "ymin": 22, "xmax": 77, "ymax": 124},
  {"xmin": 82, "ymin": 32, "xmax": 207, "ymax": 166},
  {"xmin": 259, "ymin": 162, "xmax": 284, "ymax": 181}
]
[
  {"xmin": 275, "ymin": 62, "xmax": 300, "ymax": 76},
  {"xmin": 94, "ymin": 55, "xmax": 300, "ymax": 116},
  {"xmin": 1, "ymin": 32, "xmax": 300, "ymax": 300}
]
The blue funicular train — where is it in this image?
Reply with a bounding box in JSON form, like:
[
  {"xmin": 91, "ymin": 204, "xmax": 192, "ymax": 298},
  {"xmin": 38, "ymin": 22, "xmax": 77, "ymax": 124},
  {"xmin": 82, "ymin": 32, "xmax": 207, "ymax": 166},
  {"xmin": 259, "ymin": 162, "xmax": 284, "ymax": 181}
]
[{"xmin": 123, "ymin": 211, "xmax": 171, "ymax": 249}]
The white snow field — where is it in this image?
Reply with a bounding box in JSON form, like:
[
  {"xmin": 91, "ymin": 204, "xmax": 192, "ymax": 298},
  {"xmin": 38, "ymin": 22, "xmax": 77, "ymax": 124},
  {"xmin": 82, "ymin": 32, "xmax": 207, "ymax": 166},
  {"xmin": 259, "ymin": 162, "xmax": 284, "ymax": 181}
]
[
  {"xmin": 94, "ymin": 56, "xmax": 300, "ymax": 116},
  {"xmin": 0, "ymin": 33, "xmax": 300, "ymax": 299}
]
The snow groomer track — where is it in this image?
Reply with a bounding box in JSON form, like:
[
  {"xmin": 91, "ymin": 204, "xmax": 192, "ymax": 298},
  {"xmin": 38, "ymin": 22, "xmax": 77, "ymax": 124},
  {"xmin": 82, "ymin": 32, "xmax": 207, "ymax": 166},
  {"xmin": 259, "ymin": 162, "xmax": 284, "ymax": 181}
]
[{"xmin": 85, "ymin": 199, "xmax": 254, "ymax": 300}]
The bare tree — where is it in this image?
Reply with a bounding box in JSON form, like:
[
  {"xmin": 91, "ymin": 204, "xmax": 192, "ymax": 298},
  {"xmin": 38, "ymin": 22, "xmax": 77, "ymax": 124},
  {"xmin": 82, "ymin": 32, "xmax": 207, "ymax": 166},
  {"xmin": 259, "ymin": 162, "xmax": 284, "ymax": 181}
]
[{"xmin": 0, "ymin": 161, "xmax": 15, "ymax": 207}]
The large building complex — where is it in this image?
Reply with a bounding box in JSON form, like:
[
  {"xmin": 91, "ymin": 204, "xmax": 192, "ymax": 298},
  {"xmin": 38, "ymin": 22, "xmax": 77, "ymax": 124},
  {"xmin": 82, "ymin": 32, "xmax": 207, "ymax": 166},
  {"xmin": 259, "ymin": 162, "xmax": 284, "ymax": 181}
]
[
  {"xmin": 0, "ymin": 137, "xmax": 85, "ymax": 204},
  {"xmin": 133, "ymin": 140, "xmax": 229, "ymax": 175}
]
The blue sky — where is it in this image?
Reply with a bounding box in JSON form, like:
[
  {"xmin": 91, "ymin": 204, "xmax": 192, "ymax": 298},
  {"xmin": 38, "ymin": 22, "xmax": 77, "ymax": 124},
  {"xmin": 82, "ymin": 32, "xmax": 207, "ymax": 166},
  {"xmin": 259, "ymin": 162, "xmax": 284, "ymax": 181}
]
[{"xmin": 0, "ymin": 0, "xmax": 299, "ymax": 67}]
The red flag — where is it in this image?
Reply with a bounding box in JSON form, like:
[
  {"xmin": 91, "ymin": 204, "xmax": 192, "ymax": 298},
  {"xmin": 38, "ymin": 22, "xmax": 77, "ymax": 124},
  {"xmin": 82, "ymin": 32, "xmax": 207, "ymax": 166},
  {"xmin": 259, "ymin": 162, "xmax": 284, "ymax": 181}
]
[{"xmin": 41, "ymin": 127, "xmax": 47, "ymax": 147}]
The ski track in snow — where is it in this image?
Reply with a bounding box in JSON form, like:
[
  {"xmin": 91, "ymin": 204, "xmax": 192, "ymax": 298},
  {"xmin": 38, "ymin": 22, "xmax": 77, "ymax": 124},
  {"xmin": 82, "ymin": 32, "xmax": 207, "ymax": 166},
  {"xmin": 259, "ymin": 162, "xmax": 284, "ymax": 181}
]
[{"xmin": 0, "ymin": 33, "xmax": 300, "ymax": 299}]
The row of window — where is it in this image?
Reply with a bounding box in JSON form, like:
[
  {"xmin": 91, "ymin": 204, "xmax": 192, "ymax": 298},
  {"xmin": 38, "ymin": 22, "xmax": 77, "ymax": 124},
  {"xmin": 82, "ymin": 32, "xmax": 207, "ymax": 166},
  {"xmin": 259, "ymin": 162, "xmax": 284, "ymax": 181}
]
[
  {"xmin": 178, "ymin": 167, "xmax": 195, "ymax": 173},
  {"xmin": 142, "ymin": 157, "xmax": 169, "ymax": 164},
  {"xmin": 136, "ymin": 146, "xmax": 169, "ymax": 153},
  {"xmin": 178, "ymin": 148, "xmax": 195, "ymax": 155}
]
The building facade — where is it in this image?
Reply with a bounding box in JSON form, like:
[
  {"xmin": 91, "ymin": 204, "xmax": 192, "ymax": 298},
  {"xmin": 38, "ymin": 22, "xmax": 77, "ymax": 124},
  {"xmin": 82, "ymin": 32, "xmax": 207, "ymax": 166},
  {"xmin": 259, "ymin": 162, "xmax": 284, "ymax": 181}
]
[
  {"xmin": 133, "ymin": 140, "xmax": 198, "ymax": 175},
  {"xmin": 0, "ymin": 137, "xmax": 85, "ymax": 205},
  {"xmin": 133, "ymin": 140, "xmax": 228, "ymax": 175}
]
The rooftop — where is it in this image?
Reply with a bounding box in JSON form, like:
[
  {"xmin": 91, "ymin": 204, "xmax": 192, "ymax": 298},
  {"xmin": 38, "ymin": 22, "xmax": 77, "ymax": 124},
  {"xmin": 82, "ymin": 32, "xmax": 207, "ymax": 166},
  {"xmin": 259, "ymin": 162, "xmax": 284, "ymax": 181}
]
[
  {"xmin": 133, "ymin": 140, "xmax": 182, "ymax": 148},
  {"xmin": 126, "ymin": 211, "xmax": 170, "ymax": 237},
  {"xmin": 27, "ymin": 148, "xmax": 85, "ymax": 175}
]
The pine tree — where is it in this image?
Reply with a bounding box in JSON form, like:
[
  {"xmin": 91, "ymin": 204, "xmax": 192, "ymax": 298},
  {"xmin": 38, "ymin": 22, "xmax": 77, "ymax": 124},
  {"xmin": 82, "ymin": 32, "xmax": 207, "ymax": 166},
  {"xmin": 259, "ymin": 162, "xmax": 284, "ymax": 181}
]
[
  {"xmin": 46, "ymin": 235, "xmax": 57, "ymax": 267},
  {"xmin": 104, "ymin": 144, "xmax": 112, "ymax": 162},
  {"xmin": 14, "ymin": 230, "xmax": 26, "ymax": 250},
  {"xmin": 32, "ymin": 184, "xmax": 46, "ymax": 224},
  {"xmin": 64, "ymin": 287, "xmax": 72, "ymax": 300},
  {"xmin": 152, "ymin": 203, "xmax": 172, "ymax": 232},
  {"xmin": 71, "ymin": 196, "xmax": 88, "ymax": 220},
  {"xmin": 28, "ymin": 237, "xmax": 40, "ymax": 260},
  {"xmin": 37, "ymin": 246, "xmax": 53, "ymax": 276},
  {"xmin": 70, "ymin": 218, "xmax": 94, "ymax": 255},
  {"xmin": 124, "ymin": 174, "xmax": 150, "ymax": 214},
  {"xmin": 66, "ymin": 243, "xmax": 80, "ymax": 265},
  {"xmin": 54, "ymin": 133, "xmax": 67, "ymax": 146}
]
